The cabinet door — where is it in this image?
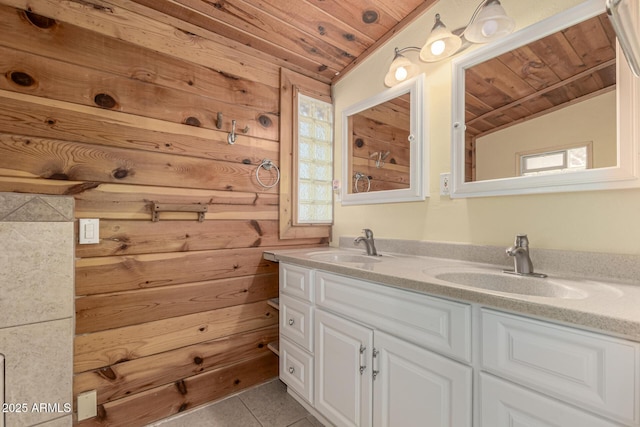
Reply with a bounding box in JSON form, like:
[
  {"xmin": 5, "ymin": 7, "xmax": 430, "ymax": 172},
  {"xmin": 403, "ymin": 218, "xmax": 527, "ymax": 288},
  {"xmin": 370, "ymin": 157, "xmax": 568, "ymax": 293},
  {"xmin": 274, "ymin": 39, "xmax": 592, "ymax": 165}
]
[
  {"xmin": 480, "ymin": 373, "xmax": 620, "ymax": 427},
  {"xmin": 482, "ymin": 309, "xmax": 640, "ymax": 425},
  {"xmin": 373, "ymin": 331, "xmax": 472, "ymax": 427},
  {"xmin": 315, "ymin": 309, "xmax": 374, "ymax": 427}
]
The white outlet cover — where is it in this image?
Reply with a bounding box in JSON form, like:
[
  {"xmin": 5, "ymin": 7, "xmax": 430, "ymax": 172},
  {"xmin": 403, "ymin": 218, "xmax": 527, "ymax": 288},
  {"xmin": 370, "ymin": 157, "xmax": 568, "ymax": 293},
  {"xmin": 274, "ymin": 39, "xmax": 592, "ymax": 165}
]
[
  {"xmin": 79, "ymin": 219, "xmax": 100, "ymax": 244},
  {"xmin": 440, "ymin": 173, "xmax": 451, "ymax": 196},
  {"xmin": 77, "ymin": 390, "xmax": 97, "ymax": 421}
]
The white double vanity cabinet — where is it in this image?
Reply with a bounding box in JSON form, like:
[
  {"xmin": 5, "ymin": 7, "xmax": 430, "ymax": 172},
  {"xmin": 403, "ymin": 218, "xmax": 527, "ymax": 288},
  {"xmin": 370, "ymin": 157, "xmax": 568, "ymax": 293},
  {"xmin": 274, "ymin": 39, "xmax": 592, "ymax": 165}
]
[{"xmin": 273, "ymin": 259, "xmax": 640, "ymax": 427}]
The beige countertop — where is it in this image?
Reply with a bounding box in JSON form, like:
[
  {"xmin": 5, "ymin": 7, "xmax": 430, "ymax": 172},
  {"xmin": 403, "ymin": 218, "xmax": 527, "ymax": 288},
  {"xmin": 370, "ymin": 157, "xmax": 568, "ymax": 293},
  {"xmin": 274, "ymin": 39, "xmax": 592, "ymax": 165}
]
[{"xmin": 265, "ymin": 247, "xmax": 640, "ymax": 342}]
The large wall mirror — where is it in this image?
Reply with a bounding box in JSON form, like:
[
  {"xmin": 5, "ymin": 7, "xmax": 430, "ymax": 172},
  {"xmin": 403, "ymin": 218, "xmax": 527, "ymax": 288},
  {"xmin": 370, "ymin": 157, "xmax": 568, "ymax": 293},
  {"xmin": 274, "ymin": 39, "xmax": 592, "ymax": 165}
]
[
  {"xmin": 341, "ymin": 74, "xmax": 427, "ymax": 205},
  {"xmin": 451, "ymin": 0, "xmax": 640, "ymax": 198}
]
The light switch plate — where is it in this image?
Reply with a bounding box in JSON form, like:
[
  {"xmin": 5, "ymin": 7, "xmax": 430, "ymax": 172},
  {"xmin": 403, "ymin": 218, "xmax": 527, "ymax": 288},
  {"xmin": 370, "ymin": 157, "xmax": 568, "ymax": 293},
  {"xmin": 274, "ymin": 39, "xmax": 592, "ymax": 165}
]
[
  {"xmin": 79, "ymin": 219, "xmax": 100, "ymax": 244},
  {"xmin": 77, "ymin": 390, "xmax": 97, "ymax": 421}
]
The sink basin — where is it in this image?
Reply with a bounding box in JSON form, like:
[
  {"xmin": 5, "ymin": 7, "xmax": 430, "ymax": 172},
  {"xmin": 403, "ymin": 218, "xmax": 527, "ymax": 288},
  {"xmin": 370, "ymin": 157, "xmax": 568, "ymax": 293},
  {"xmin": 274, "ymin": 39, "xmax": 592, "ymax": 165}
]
[
  {"xmin": 434, "ymin": 271, "xmax": 588, "ymax": 299},
  {"xmin": 309, "ymin": 252, "xmax": 382, "ymax": 264}
]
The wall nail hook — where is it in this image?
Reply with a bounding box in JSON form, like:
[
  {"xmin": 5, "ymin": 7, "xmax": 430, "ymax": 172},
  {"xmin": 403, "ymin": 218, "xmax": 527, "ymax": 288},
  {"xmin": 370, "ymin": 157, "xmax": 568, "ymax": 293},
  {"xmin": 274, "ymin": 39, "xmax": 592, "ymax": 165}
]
[
  {"xmin": 216, "ymin": 112, "xmax": 223, "ymax": 129},
  {"xmin": 227, "ymin": 120, "xmax": 237, "ymax": 144}
]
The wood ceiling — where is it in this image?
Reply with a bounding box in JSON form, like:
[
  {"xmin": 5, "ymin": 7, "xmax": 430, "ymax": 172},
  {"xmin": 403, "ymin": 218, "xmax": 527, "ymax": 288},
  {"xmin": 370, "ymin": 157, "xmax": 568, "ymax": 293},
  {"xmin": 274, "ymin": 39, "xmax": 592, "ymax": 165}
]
[
  {"xmin": 128, "ymin": 0, "xmax": 436, "ymax": 84},
  {"xmin": 465, "ymin": 13, "xmax": 617, "ymax": 138}
]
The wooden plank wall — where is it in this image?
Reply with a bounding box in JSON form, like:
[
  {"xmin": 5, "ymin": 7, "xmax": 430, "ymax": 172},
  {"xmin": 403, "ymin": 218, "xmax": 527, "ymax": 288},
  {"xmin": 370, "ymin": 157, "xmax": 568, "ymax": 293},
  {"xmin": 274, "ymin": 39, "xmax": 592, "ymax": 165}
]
[{"xmin": 0, "ymin": 1, "xmax": 329, "ymax": 425}]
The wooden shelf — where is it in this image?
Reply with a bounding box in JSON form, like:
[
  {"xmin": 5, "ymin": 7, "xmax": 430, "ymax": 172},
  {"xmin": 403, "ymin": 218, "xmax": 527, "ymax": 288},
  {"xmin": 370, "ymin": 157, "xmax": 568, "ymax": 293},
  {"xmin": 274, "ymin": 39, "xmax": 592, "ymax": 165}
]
[
  {"xmin": 267, "ymin": 340, "xmax": 279, "ymax": 357},
  {"xmin": 267, "ymin": 297, "xmax": 279, "ymax": 310},
  {"xmin": 267, "ymin": 298, "xmax": 279, "ymax": 356}
]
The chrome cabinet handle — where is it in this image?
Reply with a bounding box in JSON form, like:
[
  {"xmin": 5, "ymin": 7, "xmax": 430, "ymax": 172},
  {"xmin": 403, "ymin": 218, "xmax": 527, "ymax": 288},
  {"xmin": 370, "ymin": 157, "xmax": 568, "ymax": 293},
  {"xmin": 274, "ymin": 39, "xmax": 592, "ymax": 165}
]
[
  {"xmin": 288, "ymin": 318, "xmax": 294, "ymax": 326},
  {"xmin": 372, "ymin": 348, "xmax": 379, "ymax": 380},
  {"xmin": 288, "ymin": 367, "xmax": 295, "ymax": 374}
]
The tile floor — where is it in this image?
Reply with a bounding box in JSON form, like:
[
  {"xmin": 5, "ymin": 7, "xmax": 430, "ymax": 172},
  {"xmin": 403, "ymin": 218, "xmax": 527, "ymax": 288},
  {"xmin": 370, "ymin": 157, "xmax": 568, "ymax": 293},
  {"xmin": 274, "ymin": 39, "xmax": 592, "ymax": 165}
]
[{"xmin": 148, "ymin": 379, "xmax": 325, "ymax": 427}]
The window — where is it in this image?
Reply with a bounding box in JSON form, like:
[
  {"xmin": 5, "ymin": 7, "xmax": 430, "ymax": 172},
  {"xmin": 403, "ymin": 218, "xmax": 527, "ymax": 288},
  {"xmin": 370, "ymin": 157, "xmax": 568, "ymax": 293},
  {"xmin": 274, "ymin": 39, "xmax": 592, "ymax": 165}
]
[
  {"xmin": 278, "ymin": 68, "xmax": 333, "ymax": 240},
  {"xmin": 296, "ymin": 93, "xmax": 333, "ymax": 224},
  {"xmin": 518, "ymin": 143, "xmax": 592, "ymax": 176}
]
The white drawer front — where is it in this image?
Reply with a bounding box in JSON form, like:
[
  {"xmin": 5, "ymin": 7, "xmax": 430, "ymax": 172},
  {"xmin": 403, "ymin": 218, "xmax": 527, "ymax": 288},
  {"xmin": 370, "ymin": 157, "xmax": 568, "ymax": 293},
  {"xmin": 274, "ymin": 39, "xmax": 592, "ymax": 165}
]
[
  {"xmin": 480, "ymin": 373, "xmax": 620, "ymax": 427},
  {"xmin": 482, "ymin": 309, "xmax": 640, "ymax": 425},
  {"xmin": 280, "ymin": 294, "xmax": 313, "ymax": 352},
  {"xmin": 315, "ymin": 271, "xmax": 471, "ymax": 363},
  {"xmin": 280, "ymin": 338, "xmax": 313, "ymax": 404},
  {"xmin": 280, "ymin": 263, "xmax": 313, "ymax": 302}
]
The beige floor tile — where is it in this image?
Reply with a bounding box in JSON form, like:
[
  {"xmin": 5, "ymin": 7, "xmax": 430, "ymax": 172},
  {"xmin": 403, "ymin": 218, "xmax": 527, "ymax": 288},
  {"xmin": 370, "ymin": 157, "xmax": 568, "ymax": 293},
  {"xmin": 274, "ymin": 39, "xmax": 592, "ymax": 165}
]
[
  {"xmin": 147, "ymin": 379, "xmax": 322, "ymax": 427},
  {"xmin": 239, "ymin": 380, "xmax": 310, "ymax": 427}
]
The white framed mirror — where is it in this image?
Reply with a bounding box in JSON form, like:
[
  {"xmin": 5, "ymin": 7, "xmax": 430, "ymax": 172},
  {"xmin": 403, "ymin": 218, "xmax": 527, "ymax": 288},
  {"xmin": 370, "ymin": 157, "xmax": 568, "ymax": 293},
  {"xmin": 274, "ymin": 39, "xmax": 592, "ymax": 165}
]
[
  {"xmin": 341, "ymin": 73, "xmax": 428, "ymax": 205},
  {"xmin": 451, "ymin": 0, "xmax": 640, "ymax": 198}
]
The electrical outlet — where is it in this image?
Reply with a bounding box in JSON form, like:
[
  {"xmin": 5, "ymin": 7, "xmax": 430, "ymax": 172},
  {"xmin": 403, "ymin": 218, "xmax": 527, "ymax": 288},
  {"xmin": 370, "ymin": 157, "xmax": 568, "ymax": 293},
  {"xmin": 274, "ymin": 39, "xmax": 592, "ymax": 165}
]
[
  {"xmin": 440, "ymin": 173, "xmax": 451, "ymax": 196},
  {"xmin": 77, "ymin": 390, "xmax": 97, "ymax": 421}
]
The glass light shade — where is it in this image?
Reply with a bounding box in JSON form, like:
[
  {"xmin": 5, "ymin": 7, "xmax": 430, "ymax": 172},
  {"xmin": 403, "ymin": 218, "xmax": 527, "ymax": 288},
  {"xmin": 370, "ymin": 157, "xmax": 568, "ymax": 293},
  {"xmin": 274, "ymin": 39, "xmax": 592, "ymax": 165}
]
[
  {"xmin": 420, "ymin": 16, "xmax": 462, "ymax": 62},
  {"xmin": 384, "ymin": 54, "xmax": 420, "ymax": 87},
  {"xmin": 464, "ymin": 0, "xmax": 515, "ymax": 43}
]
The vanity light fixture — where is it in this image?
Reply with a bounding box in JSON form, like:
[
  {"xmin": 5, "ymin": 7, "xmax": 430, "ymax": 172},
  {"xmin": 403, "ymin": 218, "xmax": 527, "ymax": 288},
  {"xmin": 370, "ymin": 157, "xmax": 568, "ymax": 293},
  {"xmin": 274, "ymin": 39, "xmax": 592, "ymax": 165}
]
[
  {"xmin": 385, "ymin": 0, "xmax": 515, "ymax": 86},
  {"xmin": 384, "ymin": 47, "xmax": 422, "ymax": 87},
  {"xmin": 419, "ymin": 13, "xmax": 463, "ymax": 62}
]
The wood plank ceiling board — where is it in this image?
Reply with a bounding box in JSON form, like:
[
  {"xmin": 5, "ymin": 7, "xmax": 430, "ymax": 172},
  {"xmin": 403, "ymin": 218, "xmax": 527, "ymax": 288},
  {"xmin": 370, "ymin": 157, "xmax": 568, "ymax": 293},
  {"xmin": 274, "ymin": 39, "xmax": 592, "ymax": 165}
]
[{"xmin": 126, "ymin": 0, "xmax": 431, "ymax": 82}]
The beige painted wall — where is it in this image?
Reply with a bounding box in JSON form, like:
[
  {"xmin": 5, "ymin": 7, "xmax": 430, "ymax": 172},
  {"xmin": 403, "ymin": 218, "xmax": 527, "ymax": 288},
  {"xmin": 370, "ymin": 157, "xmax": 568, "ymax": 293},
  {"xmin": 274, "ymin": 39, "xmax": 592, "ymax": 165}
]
[
  {"xmin": 476, "ymin": 91, "xmax": 617, "ymax": 180},
  {"xmin": 332, "ymin": 0, "xmax": 640, "ymax": 255}
]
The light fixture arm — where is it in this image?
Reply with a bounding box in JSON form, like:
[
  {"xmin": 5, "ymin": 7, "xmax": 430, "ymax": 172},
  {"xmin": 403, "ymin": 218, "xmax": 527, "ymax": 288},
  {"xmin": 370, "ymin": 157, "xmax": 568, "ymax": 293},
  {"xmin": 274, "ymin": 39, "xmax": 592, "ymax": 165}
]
[
  {"xmin": 394, "ymin": 46, "xmax": 422, "ymax": 57},
  {"xmin": 457, "ymin": 0, "xmax": 494, "ymax": 37}
]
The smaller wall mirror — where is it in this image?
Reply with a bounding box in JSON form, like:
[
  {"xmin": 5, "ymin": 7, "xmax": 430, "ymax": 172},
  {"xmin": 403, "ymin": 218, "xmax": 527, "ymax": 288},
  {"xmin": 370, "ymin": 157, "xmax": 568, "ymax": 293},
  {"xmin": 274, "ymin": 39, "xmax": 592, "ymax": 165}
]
[
  {"xmin": 341, "ymin": 74, "xmax": 427, "ymax": 205},
  {"xmin": 451, "ymin": 0, "xmax": 640, "ymax": 198}
]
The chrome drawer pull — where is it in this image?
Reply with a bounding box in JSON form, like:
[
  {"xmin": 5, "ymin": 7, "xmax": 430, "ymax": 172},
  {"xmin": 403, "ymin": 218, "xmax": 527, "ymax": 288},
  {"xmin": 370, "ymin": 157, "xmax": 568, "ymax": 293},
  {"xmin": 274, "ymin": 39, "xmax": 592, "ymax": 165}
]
[
  {"xmin": 288, "ymin": 366, "xmax": 295, "ymax": 374},
  {"xmin": 288, "ymin": 318, "xmax": 295, "ymax": 326}
]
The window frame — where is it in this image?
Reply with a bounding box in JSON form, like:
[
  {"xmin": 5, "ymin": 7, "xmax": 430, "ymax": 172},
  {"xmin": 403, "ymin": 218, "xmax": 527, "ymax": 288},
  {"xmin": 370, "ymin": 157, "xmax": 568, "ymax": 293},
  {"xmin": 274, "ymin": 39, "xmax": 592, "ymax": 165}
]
[
  {"xmin": 516, "ymin": 142, "xmax": 593, "ymax": 176},
  {"xmin": 279, "ymin": 68, "xmax": 333, "ymax": 240}
]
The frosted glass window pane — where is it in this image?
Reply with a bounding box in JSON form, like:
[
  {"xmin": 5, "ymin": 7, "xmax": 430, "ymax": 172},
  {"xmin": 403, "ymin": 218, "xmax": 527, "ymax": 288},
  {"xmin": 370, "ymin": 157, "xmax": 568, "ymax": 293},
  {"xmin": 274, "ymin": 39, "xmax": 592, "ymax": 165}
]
[
  {"xmin": 298, "ymin": 205, "xmax": 311, "ymax": 220},
  {"xmin": 297, "ymin": 93, "xmax": 333, "ymax": 224},
  {"xmin": 299, "ymin": 102, "xmax": 312, "ymax": 117},
  {"xmin": 315, "ymin": 123, "xmax": 332, "ymax": 141},
  {"xmin": 298, "ymin": 142, "xmax": 311, "ymax": 159},
  {"xmin": 525, "ymin": 152, "xmax": 565, "ymax": 170},
  {"xmin": 315, "ymin": 184, "xmax": 330, "ymax": 201},
  {"xmin": 299, "ymin": 182, "xmax": 312, "ymax": 201},
  {"xmin": 299, "ymin": 162, "xmax": 311, "ymax": 180},
  {"xmin": 315, "ymin": 165, "xmax": 331, "ymax": 180},
  {"xmin": 315, "ymin": 145, "xmax": 330, "ymax": 161},
  {"xmin": 312, "ymin": 100, "xmax": 331, "ymax": 121},
  {"xmin": 299, "ymin": 119, "xmax": 312, "ymax": 138},
  {"xmin": 568, "ymin": 147, "xmax": 587, "ymax": 168},
  {"xmin": 521, "ymin": 145, "xmax": 589, "ymax": 176}
]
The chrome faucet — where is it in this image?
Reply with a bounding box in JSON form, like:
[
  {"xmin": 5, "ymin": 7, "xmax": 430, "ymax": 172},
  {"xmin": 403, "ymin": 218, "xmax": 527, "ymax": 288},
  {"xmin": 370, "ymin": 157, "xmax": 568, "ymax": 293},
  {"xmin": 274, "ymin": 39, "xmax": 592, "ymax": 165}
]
[
  {"xmin": 504, "ymin": 234, "xmax": 547, "ymax": 277},
  {"xmin": 354, "ymin": 229, "xmax": 378, "ymax": 256}
]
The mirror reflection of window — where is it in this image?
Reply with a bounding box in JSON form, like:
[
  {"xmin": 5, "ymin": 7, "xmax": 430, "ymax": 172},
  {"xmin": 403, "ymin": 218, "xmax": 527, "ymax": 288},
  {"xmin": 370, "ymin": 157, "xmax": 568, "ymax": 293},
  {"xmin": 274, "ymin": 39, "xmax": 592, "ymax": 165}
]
[
  {"xmin": 296, "ymin": 93, "xmax": 333, "ymax": 224},
  {"xmin": 474, "ymin": 91, "xmax": 615, "ymax": 181},
  {"xmin": 519, "ymin": 144, "xmax": 591, "ymax": 176}
]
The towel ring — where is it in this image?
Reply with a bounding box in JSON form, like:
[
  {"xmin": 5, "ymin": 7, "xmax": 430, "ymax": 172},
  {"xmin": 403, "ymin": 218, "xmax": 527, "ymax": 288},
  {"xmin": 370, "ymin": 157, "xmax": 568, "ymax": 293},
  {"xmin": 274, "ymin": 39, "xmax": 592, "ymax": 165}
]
[
  {"xmin": 353, "ymin": 172, "xmax": 371, "ymax": 193},
  {"xmin": 255, "ymin": 159, "xmax": 280, "ymax": 188}
]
